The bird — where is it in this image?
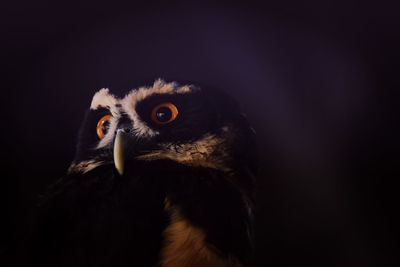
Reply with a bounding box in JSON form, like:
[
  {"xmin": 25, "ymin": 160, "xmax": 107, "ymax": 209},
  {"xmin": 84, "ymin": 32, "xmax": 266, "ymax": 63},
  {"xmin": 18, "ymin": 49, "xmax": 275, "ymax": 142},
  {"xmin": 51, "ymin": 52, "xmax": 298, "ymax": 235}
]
[{"xmin": 27, "ymin": 79, "xmax": 257, "ymax": 267}]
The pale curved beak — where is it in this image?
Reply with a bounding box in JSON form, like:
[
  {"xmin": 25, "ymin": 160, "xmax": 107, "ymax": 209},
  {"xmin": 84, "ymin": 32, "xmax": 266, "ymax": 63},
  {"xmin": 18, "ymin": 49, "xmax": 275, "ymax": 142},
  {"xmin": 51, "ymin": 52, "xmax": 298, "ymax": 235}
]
[{"xmin": 113, "ymin": 129, "xmax": 127, "ymax": 176}]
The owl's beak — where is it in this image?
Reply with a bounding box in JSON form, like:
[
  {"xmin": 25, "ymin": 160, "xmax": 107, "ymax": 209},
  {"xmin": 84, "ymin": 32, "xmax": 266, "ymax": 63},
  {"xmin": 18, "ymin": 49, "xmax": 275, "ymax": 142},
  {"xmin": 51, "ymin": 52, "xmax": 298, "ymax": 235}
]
[{"xmin": 113, "ymin": 129, "xmax": 127, "ymax": 176}]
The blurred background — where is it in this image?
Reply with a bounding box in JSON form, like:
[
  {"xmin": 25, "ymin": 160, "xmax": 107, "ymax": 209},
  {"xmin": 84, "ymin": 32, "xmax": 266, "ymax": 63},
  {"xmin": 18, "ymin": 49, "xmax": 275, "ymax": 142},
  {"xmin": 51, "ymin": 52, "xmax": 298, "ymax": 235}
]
[{"xmin": 1, "ymin": 1, "xmax": 399, "ymax": 266}]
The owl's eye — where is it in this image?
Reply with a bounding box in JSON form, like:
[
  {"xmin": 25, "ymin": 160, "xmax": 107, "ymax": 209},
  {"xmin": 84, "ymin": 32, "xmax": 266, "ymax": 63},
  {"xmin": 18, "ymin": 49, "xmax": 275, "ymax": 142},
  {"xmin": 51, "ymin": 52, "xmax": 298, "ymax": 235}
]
[
  {"xmin": 151, "ymin": 102, "xmax": 179, "ymax": 125},
  {"xmin": 96, "ymin": 114, "xmax": 112, "ymax": 140}
]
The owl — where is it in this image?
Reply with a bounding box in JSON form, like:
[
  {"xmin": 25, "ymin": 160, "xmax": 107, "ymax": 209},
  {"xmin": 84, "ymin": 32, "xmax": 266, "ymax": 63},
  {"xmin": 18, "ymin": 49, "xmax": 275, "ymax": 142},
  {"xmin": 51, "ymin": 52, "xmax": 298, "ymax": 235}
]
[{"xmin": 28, "ymin": 79, "xmax": 257, "ymax": 267}]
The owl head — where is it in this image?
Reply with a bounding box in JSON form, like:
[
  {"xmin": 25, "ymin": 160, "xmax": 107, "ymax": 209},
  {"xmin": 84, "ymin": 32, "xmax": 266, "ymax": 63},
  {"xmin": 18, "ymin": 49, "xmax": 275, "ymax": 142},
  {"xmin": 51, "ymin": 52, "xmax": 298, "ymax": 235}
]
[{"xmin": 68, "ymin": 79, "xmax": 256, "ymax": 185}]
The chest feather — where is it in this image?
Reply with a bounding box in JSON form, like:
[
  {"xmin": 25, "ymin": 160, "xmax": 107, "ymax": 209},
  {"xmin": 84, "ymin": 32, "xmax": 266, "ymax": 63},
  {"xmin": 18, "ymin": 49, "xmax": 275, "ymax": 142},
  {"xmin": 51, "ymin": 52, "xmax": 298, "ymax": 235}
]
[{"xmin": 159, "ymin": 200, "xmax": 243, "ymax": 267}]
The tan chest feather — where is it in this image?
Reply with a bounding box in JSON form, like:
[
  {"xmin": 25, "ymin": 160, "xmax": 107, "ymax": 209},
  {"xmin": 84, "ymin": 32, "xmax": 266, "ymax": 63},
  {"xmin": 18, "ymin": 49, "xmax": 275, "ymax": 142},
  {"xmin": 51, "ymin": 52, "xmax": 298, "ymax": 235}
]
[{"xmin": 158, "ymin": 200, "xmax": 243, "ymax": 267}]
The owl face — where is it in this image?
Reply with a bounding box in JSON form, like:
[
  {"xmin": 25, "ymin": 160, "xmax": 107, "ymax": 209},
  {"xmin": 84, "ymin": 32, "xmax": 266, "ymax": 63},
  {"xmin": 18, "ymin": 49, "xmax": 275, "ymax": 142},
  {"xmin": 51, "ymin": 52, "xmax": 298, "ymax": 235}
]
[{"xmin": 69, "ymin": 79, "xmax": 255, "ymax": 177}]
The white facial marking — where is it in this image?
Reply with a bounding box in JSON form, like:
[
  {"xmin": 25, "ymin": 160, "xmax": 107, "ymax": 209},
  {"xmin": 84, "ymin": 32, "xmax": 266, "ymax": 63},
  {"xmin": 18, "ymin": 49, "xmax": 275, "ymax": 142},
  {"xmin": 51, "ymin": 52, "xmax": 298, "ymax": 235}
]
[{"xmin": 90, "ymin": 88, "xmax": 118, "ymax": 111}]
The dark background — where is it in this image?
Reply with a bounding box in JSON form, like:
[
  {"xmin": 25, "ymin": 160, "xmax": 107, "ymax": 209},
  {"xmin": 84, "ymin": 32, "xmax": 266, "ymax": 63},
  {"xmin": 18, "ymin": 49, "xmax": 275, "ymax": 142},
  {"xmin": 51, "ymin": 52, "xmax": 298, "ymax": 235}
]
[{"xmin": 1, "ymin": 1, "xmax": 399, "ymax": 266}]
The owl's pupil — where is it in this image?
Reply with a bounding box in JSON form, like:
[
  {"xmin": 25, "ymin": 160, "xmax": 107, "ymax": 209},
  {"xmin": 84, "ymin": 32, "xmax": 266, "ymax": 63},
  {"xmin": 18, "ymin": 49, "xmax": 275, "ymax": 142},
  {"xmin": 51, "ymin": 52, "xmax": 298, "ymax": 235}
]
[
  {"xmin": 102, "ymin": 121, "xmax": 110, "ymax": 134},
  {"xmin": 156, "ymin": 107, "xmax": 172, "ymax": 122}
]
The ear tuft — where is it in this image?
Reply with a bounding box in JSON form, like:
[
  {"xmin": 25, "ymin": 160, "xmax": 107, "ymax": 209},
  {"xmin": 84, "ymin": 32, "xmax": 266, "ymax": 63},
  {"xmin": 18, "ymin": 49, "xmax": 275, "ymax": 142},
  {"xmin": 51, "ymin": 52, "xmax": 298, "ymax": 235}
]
[{"xmin": 90, "ymin": 88, "xmax": 117, "ymax": 110}]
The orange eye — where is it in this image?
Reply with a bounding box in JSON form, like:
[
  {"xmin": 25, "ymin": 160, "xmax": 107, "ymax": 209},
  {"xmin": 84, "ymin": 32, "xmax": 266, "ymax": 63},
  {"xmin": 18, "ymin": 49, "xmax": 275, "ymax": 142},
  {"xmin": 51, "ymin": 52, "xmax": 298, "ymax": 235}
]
[
  {"xmin": 151, "ymin": 102, "xmax": 179, "ymax": 125},
  {"xmin": 96, "ymin": 114, "xmax": 112, "ymax": 140}
]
